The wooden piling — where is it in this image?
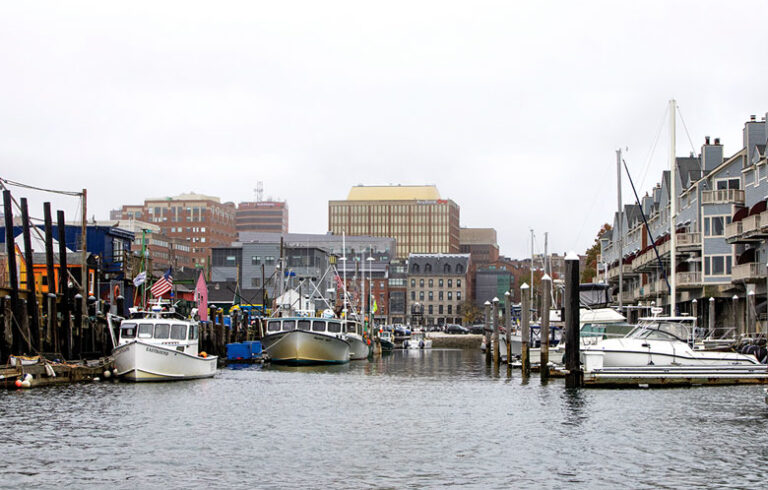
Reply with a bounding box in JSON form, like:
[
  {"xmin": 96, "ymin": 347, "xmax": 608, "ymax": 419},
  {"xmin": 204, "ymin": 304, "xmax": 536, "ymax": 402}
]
[
  {"xmin": 3, "ymin": 190, "xmax": 22, "ymax": 356},
  {"xmin": 521, "ymin": 283, "xmax": 530, "ymax": 376},
  {"xmin": 564, "ymin": 252, "xmax": 582, "ymax": 388},
  {"xmin": 541, "ymin": 274, "xmax": 551, "ymax": 379},
  {"xmin": 47, "ymin": 293, "xmax": 57, "ymax": 354},
  {"xmin": 504, "ymin": 291, "xmax": 512, "ymax": 365},
  {"xmin": 483, "ymin": 301, "xmax": 491, "ymax": 365},
  {"xmin": 20, "ymin": 197, "xmax": 40, "ymax": 350},
  {"xmin": 747, "ymin": 291, "xmax": 756, "ymax": 337},
  {"xmin": 57, "ymin": 210, "xmax": 72, "ymax": 359},
  {"xmin": 708, "ymin": 297, "xmax": 715, "ymax": 338},
  {"xmin": 492, "ymin": 297, "xmax": 500, "ymax": 366},
  {"xmin": 732, "ymin": 294, "xmax": 739, "ymax": 341},
  {"xmin": 74, "ymin": 293, "xmax": 83, "ymax": 359},
  {"xmin": 2, "ymin": 296, "xmax": 11, "ymax": 363}
]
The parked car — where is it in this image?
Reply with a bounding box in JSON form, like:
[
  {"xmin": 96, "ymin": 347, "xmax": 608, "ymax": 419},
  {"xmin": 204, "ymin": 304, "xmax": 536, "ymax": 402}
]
[
  {"xmin": 426, "ymin": 325, "xmax": 443, "ymax": 332},
  {"xmin": 468, "ymin": 324, "xmax": 485, "ymax": 335},
  {"xmin": 444, "ymin": 324, "xmax": 469, "ymax": 335}
]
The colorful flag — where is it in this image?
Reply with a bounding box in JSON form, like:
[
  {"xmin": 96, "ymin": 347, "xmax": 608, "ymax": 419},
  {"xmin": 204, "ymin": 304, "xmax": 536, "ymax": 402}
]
[
  {"xmin": 334, "ymin": 274, "xmax": 344, "ymax": 290},
  {"xmin": 133, "ymin": 271, "xmax": 147, "ymax": 287},
  {"xmin": 195, "ymin": 271, "xmax": 208, "ymax": 321},
  {"xmin": 150, "ymin": 268, "xmax": 173, "ymax": 297}
]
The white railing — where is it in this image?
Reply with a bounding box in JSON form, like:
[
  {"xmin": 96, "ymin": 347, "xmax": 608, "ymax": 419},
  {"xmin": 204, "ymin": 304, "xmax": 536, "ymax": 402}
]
[
  {"xmin": 725, "ymin": 220, "xmax": 743, "ymax": 240},
  {"xmin": 732, "ymin": 262, "xmax": 766, "ymax": 282},
  {"xmin": 743, "ymin": 214, "xmax": 761, "ymax": 234}
]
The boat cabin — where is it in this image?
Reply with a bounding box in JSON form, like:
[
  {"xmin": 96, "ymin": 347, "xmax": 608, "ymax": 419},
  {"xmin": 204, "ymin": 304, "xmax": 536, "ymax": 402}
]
[
  {"xmin": 266, "ymin": 318, "xmax": 345, "ymax": 335},
  {"xmin": 119, "ymin": 319, "xmax": 200, "ymax": 355},
  {"xmin": 626, "ymin": 317, "xmax": 697, "ymax": 343}
]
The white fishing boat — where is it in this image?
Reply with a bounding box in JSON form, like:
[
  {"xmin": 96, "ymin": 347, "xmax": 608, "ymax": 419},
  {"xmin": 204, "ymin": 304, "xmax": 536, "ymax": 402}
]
[
  {"xmin": 404, "ymin": 330, "xmax": 432, "ymax": 350},
  {"xmin": 110, "ymin": 306, "xmax": 217, "ymax": 382},
  {"xmin": 262, "ymin": 317, "xmax": 350, "ymax": 365},
  {"xmin": 344, "ymin": 319, "xmax": 370, "ymax": 360},
  {"xmin": 581, "ymin": 316, "xmax": 761, "ymax": 367}
]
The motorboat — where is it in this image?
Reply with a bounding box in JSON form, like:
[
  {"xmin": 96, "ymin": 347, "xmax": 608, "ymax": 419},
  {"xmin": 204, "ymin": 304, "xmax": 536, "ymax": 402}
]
[
  {"xmin": 110, "ymin": 306, "xmax": 217, "ymax": 382},
  {"xmin": 343, "ymin": 319, "xmax": 370, "ymax": 360},
  {"xmin": 379, "ymin": 329, "xmax": 395, "ymax": 352},
  {"xmin": 404, "ymin": 331, "xmax": 432, "ymax": 350},
  {"xmin": 580, "ymin": 316, "xmax": 761, "ymax": 367},
  {"xmin": 503, "ymin": 307, "xmax": 632, "ymax": 363},
  {"xmin": 262, "ymin": 317, "xmax": 350, "ymax": 365}
]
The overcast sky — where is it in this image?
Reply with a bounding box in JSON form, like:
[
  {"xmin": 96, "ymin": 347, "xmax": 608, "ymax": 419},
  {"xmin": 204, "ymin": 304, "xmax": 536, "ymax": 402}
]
[{"xmin": 2, "ymin": 1, "xmax": 768, "ymax": 258}]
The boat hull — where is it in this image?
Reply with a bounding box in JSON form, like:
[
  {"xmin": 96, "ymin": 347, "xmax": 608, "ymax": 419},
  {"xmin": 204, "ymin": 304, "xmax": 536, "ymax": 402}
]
[
  {"xmin": 113, "ymin": 341, "xmax": 218, "ymax": 382},
  {"xmin": 346, "ymin": 334, "xmax": 369, "ymax": 360},
  {"xmin": 263, "ymin": 330, "xmax": 350, "ymax": 365},
  {"xmin": 582, "ymin": 339, "xmax": 760, "ymax": 367}
]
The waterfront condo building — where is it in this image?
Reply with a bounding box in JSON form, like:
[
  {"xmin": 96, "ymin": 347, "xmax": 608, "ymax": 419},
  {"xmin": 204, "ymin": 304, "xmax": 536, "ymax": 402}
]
[
  {"xmin": 117, "ymin": 193, "xmax": 236, "ymax": 269},
  {"xmin": 236, "ymin": 201, "xmax": 289, "ymax": 233},
  {"xmin": 599, "ymin": 113, "xmax": 768, "ymax": 332},
  {"xmin": 328, "ymin": 185, "xmax": 460, "ymax": 259}
]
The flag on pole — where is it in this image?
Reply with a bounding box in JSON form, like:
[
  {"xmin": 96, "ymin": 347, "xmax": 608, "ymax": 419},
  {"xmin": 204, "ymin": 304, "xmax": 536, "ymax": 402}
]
[
  {"xmin": 133, "ymin": 271, "xmax": 147, "ymax": 287},
  {"xmin": 195, "ymin": 271, "xmax": 208, "ymax": 321},
  {"xmin": 371, "ymin": 295, "xmax": 378, "ymax": 314},
  {"xmin": 150, "ymin": 268, "xmax": 173, "ymax": 297},
  {"xmin": 334, "ymin": 273, "xmax": 344, "ymax": 290}
]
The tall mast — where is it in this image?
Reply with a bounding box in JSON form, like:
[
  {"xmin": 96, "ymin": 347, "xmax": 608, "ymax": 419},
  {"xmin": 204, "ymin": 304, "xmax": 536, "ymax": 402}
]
[
  {"xmin": 342, "ymin": 232, "xmax": 347, "ymax": 317},
  {"xmin": 530, "ymin": 229, "xmax": 535, "ymax": 308},
  {"xmin": 669, "ymin": 99, "xmax": 677, "ymax": 314},
  {"xmin": 617, "ymin": 149, "xmax": 623, "ymax": 310}
]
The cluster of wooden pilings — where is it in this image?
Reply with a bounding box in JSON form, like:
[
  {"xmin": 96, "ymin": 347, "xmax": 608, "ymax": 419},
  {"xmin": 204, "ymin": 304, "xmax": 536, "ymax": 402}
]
[
  {"xmin": 2, "ymin": 189, "xmax": 115, "ymax": 365},
  {"xmin": 484, "ymin": 253, "xmax": 583, "ymax": 387},
  {"xmin": 197, "ymin": 307, "xmax": 265, "ymax": 360}
]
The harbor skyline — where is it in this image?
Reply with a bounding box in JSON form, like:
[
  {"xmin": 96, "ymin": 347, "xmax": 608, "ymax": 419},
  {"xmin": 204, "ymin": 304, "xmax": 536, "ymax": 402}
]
[{"xmin": 3, "ymin": 1, "xmax": 768, "ymax": 258}]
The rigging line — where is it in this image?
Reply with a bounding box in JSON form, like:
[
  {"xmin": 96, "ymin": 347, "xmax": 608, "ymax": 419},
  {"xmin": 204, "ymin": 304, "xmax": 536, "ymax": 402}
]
[
  {"xmin": 0, "ymin": 177, "xmax": 82, "ymax": 197},
  {"xmin": 676, "ymin": 104, "xmax": 710, "ymax": 189},
  {"xmin": 623, "ymin": 158, "xmax": 670, "ymax": 293},
  {"xmin": 638, "ymin": 105, "xmax": 669, "ymax": 192}
]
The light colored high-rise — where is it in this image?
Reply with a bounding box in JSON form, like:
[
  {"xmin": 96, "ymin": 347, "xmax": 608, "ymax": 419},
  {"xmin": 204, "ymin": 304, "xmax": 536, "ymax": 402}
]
[{"xmin": 328, "ymin": 185, "xmax": 460, "ymax": 259}]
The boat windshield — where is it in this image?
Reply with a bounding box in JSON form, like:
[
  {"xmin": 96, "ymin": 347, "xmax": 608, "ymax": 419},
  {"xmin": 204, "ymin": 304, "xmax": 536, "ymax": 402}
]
[
  {"xmin": 188, "ymin": 324, "xmax": 198, "ymax": 340},
  {"xmin": 154, "ymin": 323, "xmax": 170, "ymax": 339},
  {"xmin": 629, "ymin": 320, "xmax": 693, "ymax": 342},
  {"xmin": 138, "ymin": 323, "xmax": 154, "ymax": 339},
  {"xmin": 121, "ymin": 323, "xmax": 137, "ymax": 339},
  {"xmin": 171, "ymin": 324, "xmax": 187, "ymax": 340},
  {"xmin": 267, "ymin": 321, "xmax": 281, "ymax": 332},
  {"xmin": 312, "ymin": 321, "xmax": 326, "ymax": 332},
  {"xmin": 282, "ymin": 321, "xmax": 296, "ymax": 331},
  {"xmin": 298, "ymin": 320, "xmax": 311, "ymax": 331},
  {"xmin": 328, "ymin": 322, "xmax": 341, "ymax": 333}
]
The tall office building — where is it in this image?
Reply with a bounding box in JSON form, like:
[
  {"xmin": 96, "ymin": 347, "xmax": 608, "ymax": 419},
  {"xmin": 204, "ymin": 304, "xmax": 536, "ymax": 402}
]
[
  {"xmin": 236, "ymin": 201, "xmax": 289, "ymax": 233},
  {"xmin": 328, "ymin": 185, "xmax": 460, "ymax": 259}
]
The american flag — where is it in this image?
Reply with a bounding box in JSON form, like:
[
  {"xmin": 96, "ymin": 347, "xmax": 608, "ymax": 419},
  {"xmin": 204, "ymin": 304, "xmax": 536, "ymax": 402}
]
[{"xmin": 150, "ymin": 268, "xmax": 173, "ymax": 297}]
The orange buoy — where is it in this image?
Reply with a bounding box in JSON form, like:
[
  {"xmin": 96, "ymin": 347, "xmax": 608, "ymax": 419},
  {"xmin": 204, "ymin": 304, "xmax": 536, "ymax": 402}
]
[
  {"xmin": 200, "ymin": 351, "xmax": 208, "ymax": 358},
  {"xmin": 15, "ymin": 379, "xmax": 22, "ymax": 388}
]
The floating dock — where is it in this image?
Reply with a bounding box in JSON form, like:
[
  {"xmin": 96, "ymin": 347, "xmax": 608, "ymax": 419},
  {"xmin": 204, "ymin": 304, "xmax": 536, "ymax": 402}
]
[
  {"xmin": 1, "ymin": 356, "xmax": 115, "ymax": 389},
  {"xmin": 581, "ymin": 364, "xmax": 768, "ymax": 388}
]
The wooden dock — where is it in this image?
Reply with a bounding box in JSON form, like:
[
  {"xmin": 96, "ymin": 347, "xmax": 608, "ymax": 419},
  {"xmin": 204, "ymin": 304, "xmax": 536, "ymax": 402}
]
[{"xmin": 1, "ymin": 356, "xmax": 115, "ymax": 389}]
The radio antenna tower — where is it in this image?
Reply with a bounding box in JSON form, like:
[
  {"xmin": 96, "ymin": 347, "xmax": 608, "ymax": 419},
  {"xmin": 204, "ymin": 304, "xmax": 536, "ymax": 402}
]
[{"xmin": 255, "ymin": 181, "xmax": 264, "ymax": 202}]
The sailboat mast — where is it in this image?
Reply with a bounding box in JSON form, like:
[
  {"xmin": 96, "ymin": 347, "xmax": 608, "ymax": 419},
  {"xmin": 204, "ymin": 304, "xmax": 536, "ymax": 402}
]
[
  {"xmin": 342, "ymin": 232, "xmax": 347, "ymax": 317},
  {"xmin": 669, "ymin": 99, "xmax": 677, "ymax": 314},
  {"xmin": 617, "ymin": 148, "xmax": 623, "ymax": 310}
]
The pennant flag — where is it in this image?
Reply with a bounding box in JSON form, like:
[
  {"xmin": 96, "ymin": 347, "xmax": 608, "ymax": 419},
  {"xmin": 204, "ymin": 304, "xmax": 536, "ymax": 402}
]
[
  {"xmin": 133, "ymin": 271, "xmax": 147, "ymax": 287},
  {"xmin": 195, "ymin": 271, "xmax": 208, "ymax": 321},
  {"xmin": 150, "ymin": 268, "xmax": 173, "ymax": 297}
]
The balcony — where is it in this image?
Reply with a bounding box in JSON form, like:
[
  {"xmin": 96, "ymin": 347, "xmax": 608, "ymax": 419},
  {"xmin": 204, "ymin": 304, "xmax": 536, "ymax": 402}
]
[
  {"xmin": 618, "ymin": 290, "xmax": 634, "ymax": 304},
  {"xmin": 676, "ymin": 271, "xmax": 701, "ymax": 287},
  {"xmin": 676, "ymin": 232, "xmax": 701, "ymax": 250},
  {"xmin": 725, "ymin": 220, "xmax": 743, "ymax": 242},
  {"xmin": 732, "ymin": 262, "xmax": 767, "ymax": 283},
  {"xmin": 701, "ymin": 189, "xmax": 745, "ymax": 205},
  {"xmin": 742, "ymin": 214, "xmax": 761, "ymax": 235},
  {"xmin": 606, "ymin": 264, "xmax": 635, "ymax": 280}
]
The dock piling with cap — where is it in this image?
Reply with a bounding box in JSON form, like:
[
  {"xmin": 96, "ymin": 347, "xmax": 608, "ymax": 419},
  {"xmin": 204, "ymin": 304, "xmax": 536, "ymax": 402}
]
[
  {"xmin": 564, "ymin": 251, "xmax": 582, "ymax": 388},
  {"xmin": 520, "ymin": 282, "xmax": 530, "ymax": 377}
]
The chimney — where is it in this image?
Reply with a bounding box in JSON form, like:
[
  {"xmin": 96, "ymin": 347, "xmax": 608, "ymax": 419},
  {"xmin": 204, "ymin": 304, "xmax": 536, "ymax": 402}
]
[
  {"xmin": 751, "ymin": 115, "xmax": 757, "ymax": 121},
  {"xmin": 705, "ymin": 136, "xmax": 710, "ymax": 145},
  {"xmin": 703, "ymin": 136, "xmax": 723, "ymax": 173},
  {"xmin": 714, "ymin": 137, "xmax": 720, "ymax": 145}
]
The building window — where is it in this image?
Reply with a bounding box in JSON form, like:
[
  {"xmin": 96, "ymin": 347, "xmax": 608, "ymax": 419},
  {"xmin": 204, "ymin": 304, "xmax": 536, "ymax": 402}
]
[
  {"xmin": 411, "ymin": 291, "xmax": 415, "ymax": 300},
  {"xmin": 420, "ymin": 279, "xmax": 424, "ymax": 287},
  {"xmin": 429, "ymin": 279, "xmax": 433, "ymax": 287},
  {"xmin": 716, "ymin": 178, "xmax": 740, "ymax": 190},
  {"xmin": 411, "ymin": 263, "xmax": 420, "ymax": 273},
  {"xmin": 444, "ymin": 263, "xmax": 451, "ymax": 273},
  {"xmin": 448, "ymin": 279, "xmax": 452, "ymax": 288},
  {"xmin": 251, "ymin": 278, "xmax": 261, "ymax": 287},
  {"xmin": 265, "ymin": 256, "xmax": 276, "ymax": 264},
  {"xmin": 447, "ymin": 305, "xmax": 452, "ymax": 314},
  {"xmin": 704, "ymin": 216, "xmax": 730, "ymax": 237},
  {"xmin": 439, "ymin": 305, "xmax": 444, "ymax": 314},
  {"xmin": 448, "ymin": 292, "xmax": 452, "ymax": 300},
  {"xmin": 252, "ymin": 256, "xmax": 261, "ymax": 265},
  {"xmin": 428, "ymin": 305, "xmax": 433, "ymax": 314},
  {"xmin": 429, "ymin": 291, "xmax": 433, "ymax": 301},
  {"xmin": 704, "ymin": 255, "xmax": 732, "ymax": 276},
  {"xmin": 457, "ymin": 291, "xmax": 462, "ymax": 301},
  {"xmin": 411, "ymin": 279, "xmax": 415, "ymax": 287},
  {"xmin": 425, "ymin": 263, "xmax": 432, "ymax": 272},
  {"xmin": 419, "ymin": 291, "xmax": 424, "ymax": 300},
  {"xmin": 439, "ymin": 291, "xmax": 443, "ymax": 300},
  {"xmin": 456, "ymin": 264, "xmax": 464, "ymax": 273},
  {"xmin": 457, "ymin": 279, "xmax": 461, "ymax": 287},
  {"xmin": 439, "ymin": 279, "xmax": 444, "ymax": 287}
]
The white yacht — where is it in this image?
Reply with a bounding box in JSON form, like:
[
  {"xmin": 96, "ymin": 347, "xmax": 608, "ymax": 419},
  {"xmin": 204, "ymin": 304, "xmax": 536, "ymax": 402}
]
[
  {"xmin": 581, "ymin": 316, "xmax": 761, "ymax": 367},
  {"xmin": 262, "ymin": 317, "xmax": 350, "ymax": 365},
  {"xmin": 111, "ymin": 307, "xmax": 217, "ymax": 382}
]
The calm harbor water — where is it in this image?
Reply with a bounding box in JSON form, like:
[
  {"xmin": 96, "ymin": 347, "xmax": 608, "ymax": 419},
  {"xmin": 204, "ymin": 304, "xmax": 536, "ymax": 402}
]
[{"xmin": 2, "ymin": 349, "xmax": 768, "ymax": 489}]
